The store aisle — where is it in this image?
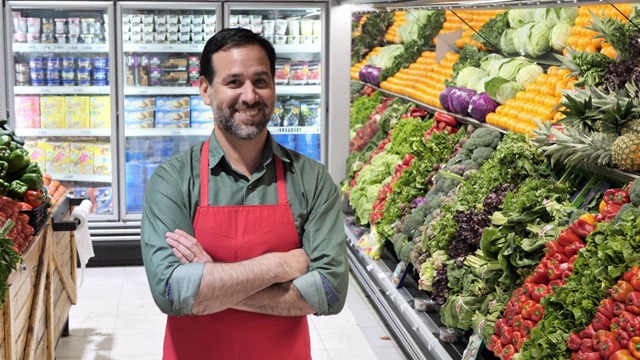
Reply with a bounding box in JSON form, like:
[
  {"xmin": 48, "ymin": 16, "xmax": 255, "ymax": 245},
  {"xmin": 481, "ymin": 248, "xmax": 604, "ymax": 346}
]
[{"xmin": 55, "ymin": 266, "xmax": 407, "ymax": 360}]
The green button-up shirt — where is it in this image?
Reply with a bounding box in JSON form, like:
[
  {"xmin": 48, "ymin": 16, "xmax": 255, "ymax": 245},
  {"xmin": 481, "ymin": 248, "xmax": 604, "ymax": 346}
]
[{"xmin": 140, "ymin": 131, "xmax": 348, "ymax": 316}]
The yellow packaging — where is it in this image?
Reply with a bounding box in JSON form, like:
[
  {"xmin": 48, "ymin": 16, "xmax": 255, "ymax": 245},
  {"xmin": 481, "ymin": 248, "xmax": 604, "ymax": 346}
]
[
  {"xmin": 66, "ymin": 115, "xmax": 90, "ymax": 128},
  {"xmin": 45, "ymin": 142, "xmax": 70, "ymax": 174},
  {"xmin": 90, "ymin": 96, "xmax": 111, "ymax": 128},
  {"xmin": 93, "ymin": 143, "xmax": 112, "ymax": 175},
  {"xmin": 65, "ymin": 96, "xmax": 91, "ymax": 116},
  {"xmin": 41, "ymin": 115, "xmax": 66, "ymax": 129},
  {"xmin": 40, "ymin": 96, "xmax": 65, "ymax": 116},
  {"xmin": 24, "ymin": 140, "xmax": 46, "ymax": 171},
  {"xmin": 70, "ymin": 143, "xmax": 95, "ymax": 175}
]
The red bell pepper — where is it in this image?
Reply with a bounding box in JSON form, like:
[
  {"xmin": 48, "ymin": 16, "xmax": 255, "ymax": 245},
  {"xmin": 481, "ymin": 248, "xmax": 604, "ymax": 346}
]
[
  {"xmin": 626, "ymin": 317, "xmax": 640, "ymax": 337},
  {"xmin": 545, "ymin": 240, "xmax": 565, "ymax": 257},
  {"xmin": 501, "ymin": 344, "xmax": 516, "ymax": 360},
  {"xmin": 577, "ymin": 352, "xmax": 601, "ymax": 360},
  {"xmin": 614, "ymin": 329, "xmax": 632, "ymax": 348},
  {"xmin": 492, "ymin": 341, "xmax": 504, "ymax": 357},
  {"xmin": 500, "ymin": 326, "xmax": 514, "ymax": 345},
  {"xmin": 623, "ymin": 266, "xmax": 640, "ymax": 283},
  {"xmin": 486, "ymin": 335, "xmax": 500, "ymax": 352},
  {"xmin": 612, "ymin": 317, "xmax": 624, "ymax": 332},
  {"xmin": 594, "ymin": 330, "xmax": 618, "ymax": 350},
  {"xmin": 600, "ymin": 337, "xmax": 623, "ymax": 359},
  {"xmin": 626, "ymin": 292, "xmax": 640, "ymax": 315},
  {"xmin": 628, "ymin": 336, "xmax": 640, "ymax": 358},
  {"xmin": 610, "ymin": 349, "xmax": 635, "ymax": 360},
  {"xmin": 512, "ymin": 331, "xmax": 524, "ymax": 351},
  {"xmin": 565, "ymin": 242, "xmax": 586, "ymax": 258},
  {"xmin": 581, "ymin": 338, "xmax": 595, "ymax": 353},
  {"xmin": 568, "ymin": 219, "xmax": 596, "ymax": 239},
  {"xmin": 495, "ymin": 318, "xmax": 507, "ymax": 336},
  {"xmin": 557, "ymin": 229, "xmax": 583, "ymax": 247},
  {"xmin": 548, "ymin": 279, "xmax": 566, "ymax": 293},
  {"xmin": 531, "ymin": 284, "xmax": 550, "ymax": 302},
  {"xmin": 593, "ymin": 312, "xmax": 612, "ymax": 331},
  {"xmin": 530, "ymin": 303, "xmax": 544, "ymax": 322},
  {"xmin": 531, "ymin": 264, "xmax": 550, "ymax": 284},
  {"xmin": 620, "ymin": 311, "xmax": 636, "ymax": 332},
  {"xmin": 521, "ymin": 320, "xmax": 535, "ymax": 337},
  {"xmin": 567, "ymin": 332, "xmax": 583, "ymax": 351},
  {"xmin": 614, "ymin": 189, "xmax": 630, "ymax": 205},
  {"xmin": 522, "ymin": 282, "xmax": 537, "ymax": 297},
  {"xmin": 615, "ymin": 302, "xmax": 628, "ymax": 316},
  {"xmin": 604, "ymin": 189, "xmax": 618, "ymax": 204},
  {"xmin": 549, "ymin": 262, "xmax": 571, "ymax": 280},
  {"xmin": 434, "ymin": 112, "xmax": 457, "ymax": 126},
  {"xmin": 604, "ymin": 203, "xmax": 623, "ymax": 220},
  {"xmin": 613, "ymin": 281, "xmax": 636, "ymax": 302},
  {"xmin": 599, "ymin": 298, "xmax": 615, "ymax": 320},
  {"xmin": 521, "ymin": 300, "xmax": 535, "ymax": 320},
  {"xmin": 580, "ymin": 324, "xmax": 597, "ymax": 339},
  {"xmin": 512, "ymin": 314, "xmax": 524, "ymax": 332}
]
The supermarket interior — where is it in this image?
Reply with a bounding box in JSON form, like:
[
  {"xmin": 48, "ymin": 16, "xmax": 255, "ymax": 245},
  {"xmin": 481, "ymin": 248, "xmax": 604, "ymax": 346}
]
[{"xmin": 1, "ymin": 0, "xmax": 640, "ymax": 359}]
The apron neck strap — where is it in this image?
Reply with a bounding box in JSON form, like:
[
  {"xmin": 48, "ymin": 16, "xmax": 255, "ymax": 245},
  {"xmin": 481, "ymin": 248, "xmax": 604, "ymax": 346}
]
[{"xmin": 199, "ymin": 140, "xmax": 288, "ymax": 207}]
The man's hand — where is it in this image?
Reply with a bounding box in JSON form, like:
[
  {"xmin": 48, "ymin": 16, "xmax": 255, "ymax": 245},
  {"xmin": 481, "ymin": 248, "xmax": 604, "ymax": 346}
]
[
  {"xmin": 276, "ymin": 249, "xmax": 309, "ymax": 283},
  {"xmin": 166, "ymin": 229, "xmax": 213, "ymax": 264}
]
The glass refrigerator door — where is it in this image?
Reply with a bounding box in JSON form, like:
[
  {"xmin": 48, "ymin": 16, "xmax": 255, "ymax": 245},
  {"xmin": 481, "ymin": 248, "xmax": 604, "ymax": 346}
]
[
  {"xmin": 117, "ymin": 2, "xmax": 222, "ymax": 219},
  {"xmin": 225, "ymin": 3, "xmax": 325, "ymax": 163},
  {"xmin": 6, "ymin": 1, "xmax": 118, "ymax": 220}
]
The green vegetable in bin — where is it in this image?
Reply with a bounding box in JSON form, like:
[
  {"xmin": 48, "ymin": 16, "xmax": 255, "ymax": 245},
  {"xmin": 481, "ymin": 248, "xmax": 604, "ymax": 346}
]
[
  {"xmin": 0, "ymin": 180, "xmax": 9, "ymax": 196},
  {"xmin": 20, "ymin": 173, "xmax": 43, "ymax": 191},
  {"xmin": 0, "ymin": 135, "xmax": 11, "ymax": 148},
  {"xmin": 0, "ymin": 118, "xmax": 8, "ymax": 127},
  {"xmin": 12, "ymin": 136, "xmax": 24, "ymax": 146},
  {"xmin": 7, "ymin": 148, "xmax": 29, "ymax": 174},
  {"xmin": 0, "ymin": 146, "xmax": 10, "ymax": 162},
  {"xmin": 0, "ymin": 161, "xmax": 7, "ymax": 180},
  {"xmin": 8, "ymin": 180, "xmax": 27, "ymax": 200}
]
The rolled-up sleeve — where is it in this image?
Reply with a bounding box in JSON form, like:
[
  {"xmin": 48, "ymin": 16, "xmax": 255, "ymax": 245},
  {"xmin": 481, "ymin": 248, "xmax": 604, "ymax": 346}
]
[
  {"xmin": 293, "ymin": 168, "xmax": 349, "ymax": 315},
  {"xmin": 141, "ymin": 161, "xmax": 203, "ymax": 316}
]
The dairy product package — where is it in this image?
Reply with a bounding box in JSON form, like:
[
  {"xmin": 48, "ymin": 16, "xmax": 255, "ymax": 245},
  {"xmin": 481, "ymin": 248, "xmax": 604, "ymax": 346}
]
[
  {"xmin": 90, "ymin": 96, "xmax": 111, "ymax": 128},
  {"xmin": 155, "ymin": 109, "xmax": 190, "ymax": 128},
  {"xmin": 124, "ymin": 109, "xmax": 154, "ymax": 128},
  {"xmin": 155, "ymin": 96, "xmax": 189, "ymax": 111},
  {"xmin": 66, "ymin": 115, "xmax": 90, "ymax": 128},
  {"xmin": 24, "ymin": 140, "xmax": 46, "ymax": 171},
  {"xmin": 93, "ymin": 143, "xmax": 111, "ymax": 175},
  {"xmin": 70, "ymin": 142, "xmax": 95, "ymax": 174},
  {"xmin": 189, "ymin": 95, "xmax": 213, "ymax": 127},
  {"xmin": 41, "ymin": 115, "xmax": 66, "ymax": 128},
  {"xmin": 40, "ymin": 96, "xmax": 65, "ymax": 115},
  {"xmin": 65, "ymin": 96, "xmax": 91, "ymax": 116},
  {"xmin": 45, "ymin": 141, "xmax": 70, "ymax": 173},
  {"xmin": 14, "ymin": 96, "xmax": 40, "ymax": 128}
]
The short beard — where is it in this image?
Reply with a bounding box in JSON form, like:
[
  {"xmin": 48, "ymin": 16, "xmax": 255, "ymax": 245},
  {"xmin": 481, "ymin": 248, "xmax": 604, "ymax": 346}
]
[{"xmin": 214, "ymin": 101, "xmax": 273, "ymax": 140}]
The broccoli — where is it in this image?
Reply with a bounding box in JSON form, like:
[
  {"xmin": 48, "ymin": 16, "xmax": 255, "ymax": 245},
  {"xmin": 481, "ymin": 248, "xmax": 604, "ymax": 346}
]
[
  {"xmin": 471, "ymin": 146, "xmax": 495, "ymax": 165},
  {"xmin": 393, "ymin": 233, "xmax": 408, "ymax": 255},
  {"xmin": 615, "ymin": 203, "xmax": 638, "ymax": 224},
  {"xmin": 400, "ymin": 242, "xmax": 414, "ymax": 262},
  {"xmin": 460, "ymin": 159, "xmax": 479, "ymax": 171},
  {"xmin": 629, "ymin": 181, "xmax": 640, "ymax": 207},
  {"xmin": 449, "ymin": 164, "xmax": 465, "ymax": 176},
  {"xmin": 463, "ymin": 128, "xmax": 502, "ymax": 153},
  {"xmin": 402, "ymin": 212, "xmax": 425, "ymax": 238}
]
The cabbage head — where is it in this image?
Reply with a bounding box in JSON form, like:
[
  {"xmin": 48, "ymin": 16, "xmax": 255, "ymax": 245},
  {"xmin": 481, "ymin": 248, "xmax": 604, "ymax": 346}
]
[
  {"xmin": 545, "ymin": 8, "xmax": 560, "ymax": 28},
  {"xmin": 527, "ymin": 23, "xmax": 551, "ymax": 57},
  {"xmin": 550, "ymin": 23, "xmax": 572, "ymax": 51},
  {"xmin": 513, "ymin": 23, "xmax": 535, "ymax": 55},
  {"xmin": 508, "ymin": 9, "xmax": 531, "ymax": 28},
  {"xmin": 488, "ymin": 57, "xmax": 512, "ymax": 77},
  {"xmin": 496, "ymin": 82, "xmax": 521, "ymax": 104},
  {"xmin": 398, "ymin": 23, "xmax": 419, "ymax": 43},
  {"xmin": 500, "ymin": 29, "xmax": 517, "ymax": 55},
  {"xmin": 516, "ymin": 64, "xmax": 544, "ymax": 89},
  {"xmin": 532, "ymin": 9, "xmax": 547, "ymax": 24},
  {"xmin": 369, "ymin": 44, "xmax": 404, "ymax": 69},
  {"xmin": 484, "ymin": 77, "xmax": 509, "ymax": 100},
  {"xmin": 498, "ymin": 57, "xmax": 531, "ymax": 81},
  {"xmin": 480, "ymin": 54, "xmax": 506, "ymax": 71},
  {"xmin": 559, "ymin": 7, "xmax": 579, "ymax": 25},
  {"xmin": 467, "ymin": 72, "xmax": 491, "ymax": 92},
  {"xmin": 456, "ymin": 67, "xmax": 485, "ymax": 88},
  {"xmin": 405, "ymin": 10, "xmax": 434, "ymax": 24}
]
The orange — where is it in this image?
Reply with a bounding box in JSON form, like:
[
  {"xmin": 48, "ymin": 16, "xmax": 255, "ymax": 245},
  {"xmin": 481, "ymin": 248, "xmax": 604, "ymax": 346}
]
[
  {"xmin": 547, "ymin": 66, "xmax": 560, "ymax": 76},
  {"xmin": 537, "ymin": 74, "xmax": 550, "ymax": 84},
  {"xmin": 585, "ymin": 45, "xmax": 597, "ymax": 53}
]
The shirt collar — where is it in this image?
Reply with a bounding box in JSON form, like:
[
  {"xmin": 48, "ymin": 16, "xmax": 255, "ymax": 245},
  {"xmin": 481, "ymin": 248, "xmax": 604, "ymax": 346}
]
[{"xmin": 207, "ymin": 130, "xmax": 291, "ymax": 169}]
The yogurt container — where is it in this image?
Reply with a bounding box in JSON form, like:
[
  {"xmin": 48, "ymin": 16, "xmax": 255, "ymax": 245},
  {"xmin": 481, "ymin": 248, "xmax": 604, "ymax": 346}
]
[
  {"xmin": 46, "ymin": 69, "xmax": 60, "ymax": 80},
  {"xmin": 62, "ymin": 79, "xmax": 75, "ymax": 86},
  {"xmin": 81, "ymin": 34, "xmax": 94, "ymax": 44},
  {"xmin": 77, "ymin": 79, "xmax": 91, "ymax": 86},
  {"xmin": 29, "ymin": 57, "xmax": 44, "ymax": 69},
  {"xmin": 29, "ymin": 70, "xmax": 43, "ymax": 82},
  {"xmin": 54, "ymin": 18, "xmax": 67, "ymax": 34},
  {"xmin": 92, "ymin": 69, "xmax": 108, "ymax": 81},
  {"xmin": 55, "ymin": 34, "xmax": 67, "ymax": 44},
  {"xmin": 62, "ymin": 57, "xmax": 75, "ymax": 69},
  {"xmin": 76, "ymin": 68, "xmax": 91, "ymax": 81},
  {"xmin": 47, "ymin": 57, "xmax": 61, "ymax": 69},
  {"xmin": 93, "ymin": 57, "xmax": 108, "ymax": 69},
  {"xmin": 46, "ymin": 79, "xmax": 61, "ymax": 86},
  {"xmin": 77, "ymin": 58, "xmax": 92, "ymax": 69},
  {"xmin": 68, "ymin": 34, "xmax": 79, "ymax": 44},
  {"xmin": 31, "ymin": 78, "xmax": 45, "ymax": 86},
  {"xmin": 61, "ymin": 68, "xmax": 75, "ymax": 80},
  {"xmin": 68, "ymin": 18, "xmax": 81, "ymax": 34},
  {"xmin": 92, "ymin": 79, "xmax": 108, "ymax": 86}
]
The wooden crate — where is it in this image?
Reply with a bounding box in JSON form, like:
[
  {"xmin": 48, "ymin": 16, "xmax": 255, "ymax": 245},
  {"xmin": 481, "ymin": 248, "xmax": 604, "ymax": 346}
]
[{"xmin": 0, "ymin": 206, "xmax": 77, "ymax": 360}]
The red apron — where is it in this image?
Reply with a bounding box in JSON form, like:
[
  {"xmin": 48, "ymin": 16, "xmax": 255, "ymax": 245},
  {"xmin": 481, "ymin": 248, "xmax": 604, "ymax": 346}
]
[{"xmin": 162, "ymin": 140, "xmax": 311, "ymax": 360}]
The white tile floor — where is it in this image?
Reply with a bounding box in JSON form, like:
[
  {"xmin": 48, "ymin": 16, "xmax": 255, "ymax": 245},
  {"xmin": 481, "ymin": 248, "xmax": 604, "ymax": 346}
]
[{"xmin": 55, "ymin": 266, "xmax": 407, "ymax": 360}]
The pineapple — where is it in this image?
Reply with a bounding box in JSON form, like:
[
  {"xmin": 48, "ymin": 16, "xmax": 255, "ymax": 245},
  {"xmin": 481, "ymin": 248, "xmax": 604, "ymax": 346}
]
[
  {"xmin": 621, "ymin": 120, "xmax": 640, "ymax": 135},
  {"xmin": 533, "ymin": 121, "xmax": 640, "ymax": 172}
]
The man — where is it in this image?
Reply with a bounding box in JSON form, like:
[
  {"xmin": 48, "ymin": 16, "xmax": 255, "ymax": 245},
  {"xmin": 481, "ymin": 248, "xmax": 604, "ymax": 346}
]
[{"xmin": 140, "ymin": 28, "xmax": 349, "ymax": 360}]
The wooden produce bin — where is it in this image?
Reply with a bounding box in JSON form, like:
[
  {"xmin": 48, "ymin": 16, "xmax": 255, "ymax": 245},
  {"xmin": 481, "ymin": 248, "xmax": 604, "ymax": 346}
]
[{"xmin": 0, "ymin": 197, "xmax": 77, "ymax": 360}]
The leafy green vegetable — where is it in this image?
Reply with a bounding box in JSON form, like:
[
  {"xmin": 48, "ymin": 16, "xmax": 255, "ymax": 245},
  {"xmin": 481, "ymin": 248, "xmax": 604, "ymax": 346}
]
[
  {"xmin": 516, "ymin": 64, "xmax": 543, "ymax": 90},
  {"xmin": 446, "ymin": 45, "xmax": 488, "ymax": 87},
  {"xmin": 472, "ymin": 12, "xmax": 509, "ymax": 51},
  {"xmin": 496, "ymin": 81, "xmax": 521, "ymax": 104},
  {"xmin": 485, "ymin": 77, "xmax": 510, "ymax": 99},
  {"xmin": 351, "ymin": 12, "xmax": 395, "ymax": 66},
  {"xmin": 350, "ymin": 90, "xmax": 383, "ymax": 130}
]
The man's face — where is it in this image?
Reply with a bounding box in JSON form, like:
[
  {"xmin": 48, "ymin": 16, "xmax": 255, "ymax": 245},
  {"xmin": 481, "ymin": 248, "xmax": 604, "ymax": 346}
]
[{"xmin": 199, "ymin": 45, "xmax": 275, "ymax": 140}]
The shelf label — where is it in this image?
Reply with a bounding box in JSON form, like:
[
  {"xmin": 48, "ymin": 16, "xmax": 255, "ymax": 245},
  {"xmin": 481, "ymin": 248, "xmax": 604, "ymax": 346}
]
[
  {"xmin": 171, "ymin": 131, "xmax": 181, "ymax": 136},
  {"xmin": 428, "ymin": 342, "xmax": 434, "ymax": 350},
  {"xmin": 68, "ymin": 45, "xmax": 80, "ymax": 51},
  {"xmin": 40, "ymin": 87, "xmax": 53, "ymax": 94},
  {"xmin": 137, "ymin": 89, "xmax": 149, "ymax": 94},
  {"xmin": 62, "ymin": 174, "xmax": 74, "ymax": 180},
  {"xmin": 366, "ymin": 264, "xmax": 373, "ymax": 272},
  {"xmin": 38, "ymin": 130, "xmax": 48, "ymax": 136},
  {"xmin": 79, "ymin": 130, "xmax": 91, "ymax": 136}
]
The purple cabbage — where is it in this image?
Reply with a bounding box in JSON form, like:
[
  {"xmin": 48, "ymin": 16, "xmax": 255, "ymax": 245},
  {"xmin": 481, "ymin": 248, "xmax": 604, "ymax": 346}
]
[
  {"xmin": 439, "ymin": 87, "xmax": 455, "ymax": 112},
  {"xmin": 449, "ymin": 87, "xmax": 477, "ymax": 116},
  {"xmin": 411, "ymin": 197, "xmax": 425, "ymax": 209},
  {"xmin": 468, "ymin": 92, "xmax": 499, "ymax": 123},
  {"xmin": 358, "ymin": 65, "xmax": 382, "ymax": 87}
]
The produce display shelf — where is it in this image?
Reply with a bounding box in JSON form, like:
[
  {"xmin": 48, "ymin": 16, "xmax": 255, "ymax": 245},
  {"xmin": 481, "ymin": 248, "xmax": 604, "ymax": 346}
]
[
  {"xmin": 48, "ymin": 172, "xmax": 111, "ymax": 183},
  {"xmin": 352, "ymin": 80, "xmax": 640, "ymax": 184},
  {"xmin": 12, "ymin": 43, "xmax": 109, "ymax": 53},
  {"xmin": 345, "ymin": 222, "xmax": 471, "ymax": 360},
  {"xmin": 14, "ymin": 86, "xmax": 110, "ymax": 95},
  {"xmin": 16, "ymin": 128, "xmax": 111, "ymax": 137}
]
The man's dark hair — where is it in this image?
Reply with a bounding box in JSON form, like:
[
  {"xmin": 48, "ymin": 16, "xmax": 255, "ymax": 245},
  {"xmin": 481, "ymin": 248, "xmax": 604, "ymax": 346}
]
[{"xmin": 199, "ymin": 28, "xmax": 276, "ymax": 84}]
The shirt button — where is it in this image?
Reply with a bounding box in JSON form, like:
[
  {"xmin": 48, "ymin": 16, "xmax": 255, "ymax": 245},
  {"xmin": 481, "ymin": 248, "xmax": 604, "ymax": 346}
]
[{"xmin": 248, "ymin": 185, "xmax": 252, "ymax": 189}]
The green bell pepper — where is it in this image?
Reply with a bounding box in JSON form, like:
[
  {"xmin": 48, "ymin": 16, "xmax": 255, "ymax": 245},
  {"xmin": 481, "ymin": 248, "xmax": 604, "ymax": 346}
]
[
  {"xmin": 0, "ymin": 179, "xmax": 9, "ymax": 196},
  {"xmin": 0, "ymin": 135, "xmax": 11, "ymax": 148},
  {"xmin": 0, "ymin": 161, "xmax": 7, "ymax": 180},
  {"xmin": 8, "ymin": 180, "xmax": 27, "ymax": 200},
  {"xmin": 7, "ymin": 148, "xmax": 30, "ymax": 173},
  {"xmin": 20, "ymin": 173, "xmax": 43, "ymax": 191},
  {"xmin": 0, "ymin": 146, "xmax": 10, "ymax": 162},
  {"xmin": 23, "ymin": 162, "xmax": 42, "ymax": 175}
]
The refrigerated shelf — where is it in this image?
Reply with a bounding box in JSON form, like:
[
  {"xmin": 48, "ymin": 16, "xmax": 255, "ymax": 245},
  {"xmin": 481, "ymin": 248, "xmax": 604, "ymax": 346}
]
[
  {"xmin": 345, "ymin": 222, "xmax": 467, "ymax": 360},
  {"xmin": 124, "ymin": 125, "xmax": 320, "ymax": 137},
  {"xmin": 14, "ymin": 86, "xmax": 110, "ymax": 95},
  {"xmin": 12, "ymin": 43, "xmax": 109, "ymax": 53},
  {"xmin": 124, "ymin": 85, "xmax": 321, "ymax": 96},
  {"xmin": 47, "ymin": 172, "xmax": 111, "ymax": 183},
  {"xmin": 16, "ymin": 128, "xmax": 111, "ymax": 137},
  {"xmin": 122, "ymin": 43, "xmax": 204, "ymax": 52},
  {"xmin": 277, "ymin": 85, "xmax": 321, "ymax": 95}
]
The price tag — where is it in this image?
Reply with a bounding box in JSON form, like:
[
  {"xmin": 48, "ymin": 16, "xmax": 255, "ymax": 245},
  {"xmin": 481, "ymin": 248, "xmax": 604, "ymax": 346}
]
[
  {"xmin": 73, "ymin": 87, "xmax": 85, "ymax": 94},
  {"xmin": 68, "ymin": 45, "xmax": 79, "ymax": 51},
  {"xmin": 137, "ymin": 89, "xmax": 149, "ymax": 94},
  {"xmin": 40, "ymin": 87, "xmax": 52, "ymax": 94},
  {"xmin": 366, "ymin": 264, "xmax": 373, "ymax": 272},
  {"xmin": 63, "ymin": 174, "xmax": 74, "ymax": 180},
  {"xmin": 171, "ymin": 131, "xmax": 181, "ymax": 136},
  {"xmin": 26, "ymin": 44, "xmax": 37, "ymax": 51},
  {"xmin": 79, "ymin": 130, "xmax": 91, "ymax": 136},
  {"xmin": 38, "ymin": 130, "xmax": 49, "ymax": 136},
  {"xmin": 163, "ymin": 45, "xmax": 173, "ymax": 51}
]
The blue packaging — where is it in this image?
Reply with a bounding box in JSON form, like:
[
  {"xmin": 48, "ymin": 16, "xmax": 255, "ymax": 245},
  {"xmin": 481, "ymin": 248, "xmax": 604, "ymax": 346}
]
[
  {"xmin": 77, "ymin": 79, "xmax": 91, "ymax": 86},
  {"xmin": 93, "ymin": 57, "xmax": 108, "ymax": 69},
  {"xmin": 92, "ymin": 80, "xmax": 108, "ymax": 86},
  {"xmin": 46, "ymin": 79, "xmax": 62, "ymax": 86},
  {"xmin": 30, "ymin": 79, "xmax": 45, "ymax": 86},
  {"xmin": 62, "ymin": 79, "xmax": 75, "ymax": 86},
  {"xmin": 62, "ymin": 57, "xmax": 75, "ymax": 69},
  {"xmin": 29, "ymin": 57, "xmax": 44, "ymax": 69},
  {"xmin": 92, "ymin": 69, "xmax": 108, "ymax": 81}
]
